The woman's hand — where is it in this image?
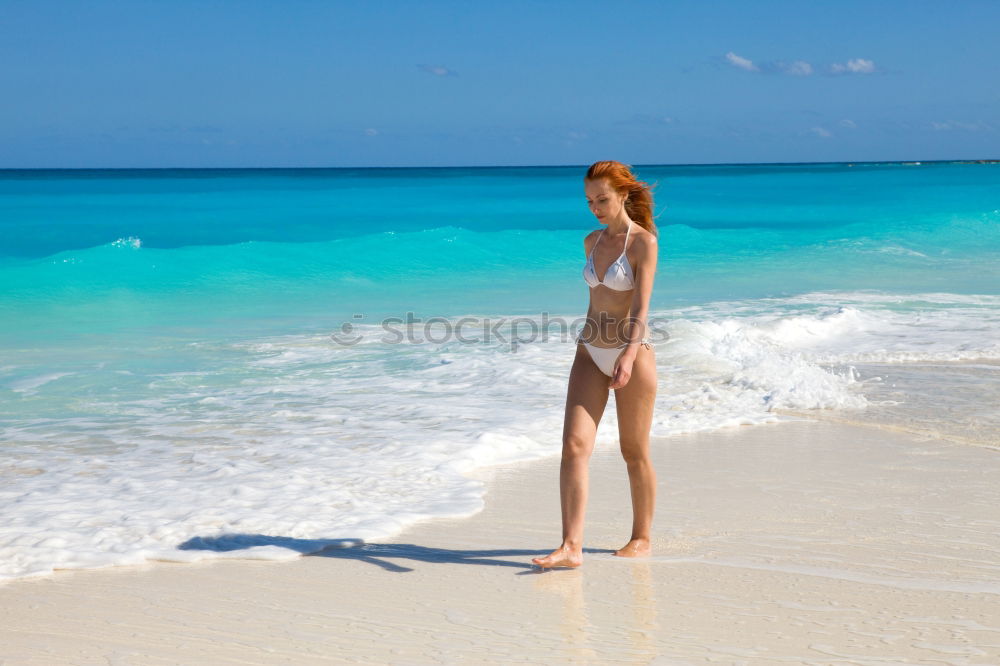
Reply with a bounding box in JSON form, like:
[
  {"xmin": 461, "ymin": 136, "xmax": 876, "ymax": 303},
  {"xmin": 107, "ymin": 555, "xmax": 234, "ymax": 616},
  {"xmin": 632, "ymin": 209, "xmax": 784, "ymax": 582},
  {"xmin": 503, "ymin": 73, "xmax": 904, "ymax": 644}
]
[{"xmin": 610, "ymin": 353, "xmax": 636, "ymax": 389}]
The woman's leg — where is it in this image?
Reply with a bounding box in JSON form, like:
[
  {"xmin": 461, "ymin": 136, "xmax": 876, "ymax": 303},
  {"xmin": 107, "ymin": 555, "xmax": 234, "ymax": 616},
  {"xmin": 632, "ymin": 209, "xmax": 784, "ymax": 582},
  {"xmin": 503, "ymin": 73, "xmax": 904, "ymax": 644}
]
[
  {"xmin": 612, "ymin": 344, "xmax": 658, "ymax": 557},
  {"xmin": 532, "ymin": 343, "xmax": 610, "ymax": 567}
]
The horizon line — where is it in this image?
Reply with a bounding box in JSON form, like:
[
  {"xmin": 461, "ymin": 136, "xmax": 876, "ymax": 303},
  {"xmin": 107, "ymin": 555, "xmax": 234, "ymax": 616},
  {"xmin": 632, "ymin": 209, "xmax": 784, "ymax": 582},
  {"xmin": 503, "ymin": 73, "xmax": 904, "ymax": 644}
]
[{"xmin": 1, "ymin": 157, "xmax": 998, "ymax": 172}]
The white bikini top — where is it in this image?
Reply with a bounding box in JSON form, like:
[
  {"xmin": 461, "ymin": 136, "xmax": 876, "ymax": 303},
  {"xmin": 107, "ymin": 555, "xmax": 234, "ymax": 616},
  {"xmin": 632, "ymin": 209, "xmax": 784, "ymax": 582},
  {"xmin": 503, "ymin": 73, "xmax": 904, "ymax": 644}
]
[{"xmin": 583, "ymin": 222, "xmax": 635, "ymax": 291}]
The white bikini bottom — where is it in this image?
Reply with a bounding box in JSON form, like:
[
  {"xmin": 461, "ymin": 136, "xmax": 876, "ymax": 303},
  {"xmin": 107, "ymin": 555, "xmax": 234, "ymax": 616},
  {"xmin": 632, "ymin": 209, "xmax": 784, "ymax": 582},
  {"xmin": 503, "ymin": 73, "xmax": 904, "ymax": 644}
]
[{"xmin": 577, "ymin": 337, "xmax": 652, "ymax": 377}]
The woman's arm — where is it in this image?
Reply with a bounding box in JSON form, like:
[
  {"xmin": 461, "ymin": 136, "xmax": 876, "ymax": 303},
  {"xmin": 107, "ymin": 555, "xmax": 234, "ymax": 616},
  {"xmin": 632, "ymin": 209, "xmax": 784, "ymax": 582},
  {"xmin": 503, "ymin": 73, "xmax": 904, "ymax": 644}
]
[{"xmin": 622, "ymin": 234, "xmax": 658, "ymax": 356}]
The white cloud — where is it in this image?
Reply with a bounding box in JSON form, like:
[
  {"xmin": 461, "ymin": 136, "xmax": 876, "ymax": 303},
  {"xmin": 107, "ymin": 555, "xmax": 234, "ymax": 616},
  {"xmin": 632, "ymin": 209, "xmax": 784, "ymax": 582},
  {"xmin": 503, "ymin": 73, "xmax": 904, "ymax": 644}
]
[
  {"xmin": 809, "ymin": 126, "xmax": 832, "ymax": 138},
  {"xmin": 849, "ymin": 58, "xmax": 875, "ymax": 73},
  {"xmin": 725, "ymin": 52, "xmax": 758, "ymax": 72},
  {"xmin": 364, "ymin": 128, "xmax": 378, "ymax": 136},
  {"xmin": 839, "ymin": 119, "xmax": 857, "ymax": 129},
  {"xmin": 729, "ymin": 54, "xmax": 813, "ymax": 76},
  {"xmin": 782, "ymin": 60, "xmax": 813, "ymax": 76},
  {"xmin": 417, "ymin": 64, "xmax": 457, "ymax": 77},
  {"xmin": 830, "ymin": 58, "xmax": 875, "ymax": 74},
  {"xmin": 729, "ymin": 53, "xmax": 877, "ymax": 78}
]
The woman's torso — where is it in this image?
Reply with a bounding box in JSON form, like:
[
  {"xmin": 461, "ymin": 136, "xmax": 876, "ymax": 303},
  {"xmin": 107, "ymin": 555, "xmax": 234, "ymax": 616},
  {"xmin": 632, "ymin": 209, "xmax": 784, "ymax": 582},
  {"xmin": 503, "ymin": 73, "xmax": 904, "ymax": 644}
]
[{"xmin": 581, "ymin": 222, "xmax": 643, "ymax": 347}]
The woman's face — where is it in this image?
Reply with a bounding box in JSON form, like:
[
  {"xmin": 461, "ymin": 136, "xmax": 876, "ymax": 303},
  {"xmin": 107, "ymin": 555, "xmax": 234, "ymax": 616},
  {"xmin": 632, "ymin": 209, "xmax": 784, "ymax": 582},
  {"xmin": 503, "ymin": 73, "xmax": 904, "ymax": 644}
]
[{"xmin": 584, "ymin": 178, "xmax": 624, "ymax": 223}]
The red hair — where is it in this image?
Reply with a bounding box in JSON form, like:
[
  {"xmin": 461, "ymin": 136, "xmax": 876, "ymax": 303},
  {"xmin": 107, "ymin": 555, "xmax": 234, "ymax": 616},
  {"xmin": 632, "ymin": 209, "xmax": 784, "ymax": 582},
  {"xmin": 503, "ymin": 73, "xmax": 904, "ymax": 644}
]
[{"xmin": 585, "ymin": 161, "xmax": 658, "ymax": 237}]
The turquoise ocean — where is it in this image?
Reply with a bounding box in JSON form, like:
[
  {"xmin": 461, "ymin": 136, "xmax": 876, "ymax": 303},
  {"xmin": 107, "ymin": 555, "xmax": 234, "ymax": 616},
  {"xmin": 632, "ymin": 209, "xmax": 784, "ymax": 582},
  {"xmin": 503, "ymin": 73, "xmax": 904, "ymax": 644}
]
[{"xmin": 2, "ymin": 162, "xmax": 998, "ymax": 581}]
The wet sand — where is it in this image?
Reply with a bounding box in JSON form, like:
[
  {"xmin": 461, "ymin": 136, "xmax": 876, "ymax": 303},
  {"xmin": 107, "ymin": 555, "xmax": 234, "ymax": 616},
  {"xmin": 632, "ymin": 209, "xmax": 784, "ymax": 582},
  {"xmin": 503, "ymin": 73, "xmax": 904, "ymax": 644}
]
[{"xmin": 2, "ymin": 420, "xmax": 999, "ymax": 664}]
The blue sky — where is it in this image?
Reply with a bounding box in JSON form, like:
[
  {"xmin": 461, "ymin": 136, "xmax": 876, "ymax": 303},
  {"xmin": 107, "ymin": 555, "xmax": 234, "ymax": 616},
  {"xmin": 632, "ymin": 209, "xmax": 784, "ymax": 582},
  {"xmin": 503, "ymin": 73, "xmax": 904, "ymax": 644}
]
[{"xmin": 2, "ymin": 0, "xmax": 998, "ymax": 168}]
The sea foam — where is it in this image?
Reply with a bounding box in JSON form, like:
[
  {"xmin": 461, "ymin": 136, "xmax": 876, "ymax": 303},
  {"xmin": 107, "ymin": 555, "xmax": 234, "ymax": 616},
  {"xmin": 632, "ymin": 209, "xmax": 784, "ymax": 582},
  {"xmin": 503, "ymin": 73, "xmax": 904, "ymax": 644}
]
[{"xmin": 5, "ymin": 291, "xmax": 994, "ymax": 582}]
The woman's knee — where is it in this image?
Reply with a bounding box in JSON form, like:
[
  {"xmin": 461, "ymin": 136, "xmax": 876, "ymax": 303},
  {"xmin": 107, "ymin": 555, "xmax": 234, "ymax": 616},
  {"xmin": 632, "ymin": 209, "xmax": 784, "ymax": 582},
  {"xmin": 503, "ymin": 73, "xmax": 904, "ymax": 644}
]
[
  {"xmin": 561, "ymin": 433, "xmax": 594, "ymax": 462},
  {"xmin": 619, "ymin": 439, "xmax": 652, "ymax": 467}
]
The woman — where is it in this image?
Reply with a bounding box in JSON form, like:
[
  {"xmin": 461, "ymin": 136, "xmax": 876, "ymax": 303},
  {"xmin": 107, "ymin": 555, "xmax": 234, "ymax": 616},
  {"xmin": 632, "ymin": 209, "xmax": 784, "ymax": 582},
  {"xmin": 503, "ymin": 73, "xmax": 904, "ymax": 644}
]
[{"xmin": 532, "ymin": 160, "xmax": 659, "ymax": 568}]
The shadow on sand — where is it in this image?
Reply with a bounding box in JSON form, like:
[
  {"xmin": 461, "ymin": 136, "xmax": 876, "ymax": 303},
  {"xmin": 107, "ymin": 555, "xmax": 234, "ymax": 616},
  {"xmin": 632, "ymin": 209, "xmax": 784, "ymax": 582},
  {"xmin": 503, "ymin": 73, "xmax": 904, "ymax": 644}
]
[{"xmin": 177, "ymin": 534, "xmax": 613, "ymax": 573}]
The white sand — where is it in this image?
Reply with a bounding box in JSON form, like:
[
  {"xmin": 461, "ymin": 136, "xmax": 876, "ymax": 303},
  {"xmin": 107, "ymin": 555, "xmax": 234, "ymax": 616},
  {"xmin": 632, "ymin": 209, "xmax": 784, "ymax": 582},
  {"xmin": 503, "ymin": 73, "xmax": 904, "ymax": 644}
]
[{"xmin": 2, "ymin": 420, "xmax": 999, "ymax": 664}]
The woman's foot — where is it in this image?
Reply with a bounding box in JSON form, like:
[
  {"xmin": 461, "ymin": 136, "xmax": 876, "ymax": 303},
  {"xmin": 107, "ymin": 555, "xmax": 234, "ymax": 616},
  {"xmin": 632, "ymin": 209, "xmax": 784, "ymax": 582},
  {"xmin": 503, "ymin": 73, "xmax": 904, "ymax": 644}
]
[
  {"xmin": 613, "ymin": 537, "xmax": 650, "ymax": 558},
  {"xmin": 532, "ymin": 544, "xmax": 583, "ymax": 568}
]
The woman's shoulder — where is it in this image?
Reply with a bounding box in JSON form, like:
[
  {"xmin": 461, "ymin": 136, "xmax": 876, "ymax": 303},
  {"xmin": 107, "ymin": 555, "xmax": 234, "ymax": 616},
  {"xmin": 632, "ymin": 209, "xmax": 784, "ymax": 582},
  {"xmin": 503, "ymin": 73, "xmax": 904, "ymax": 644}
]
[{"xmin": 630, "ymin": 224, "xmax": 658, "ymax": 251}]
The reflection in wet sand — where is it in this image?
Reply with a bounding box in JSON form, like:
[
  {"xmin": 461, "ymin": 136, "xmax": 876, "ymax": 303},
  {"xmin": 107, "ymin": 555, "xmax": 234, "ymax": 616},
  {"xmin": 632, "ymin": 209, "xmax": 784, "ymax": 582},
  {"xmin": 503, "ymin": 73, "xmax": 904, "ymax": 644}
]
[
  {"xmin": 627, "ymin": 560, "xmax": 659, "ymax": 662},
  {"xmin": 532, "ymin": 568, "xmax": 595, "ymax": 660},
  {"xmin": 532, "ymin": 559, "xmax": 662, "ymax": 661}
]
